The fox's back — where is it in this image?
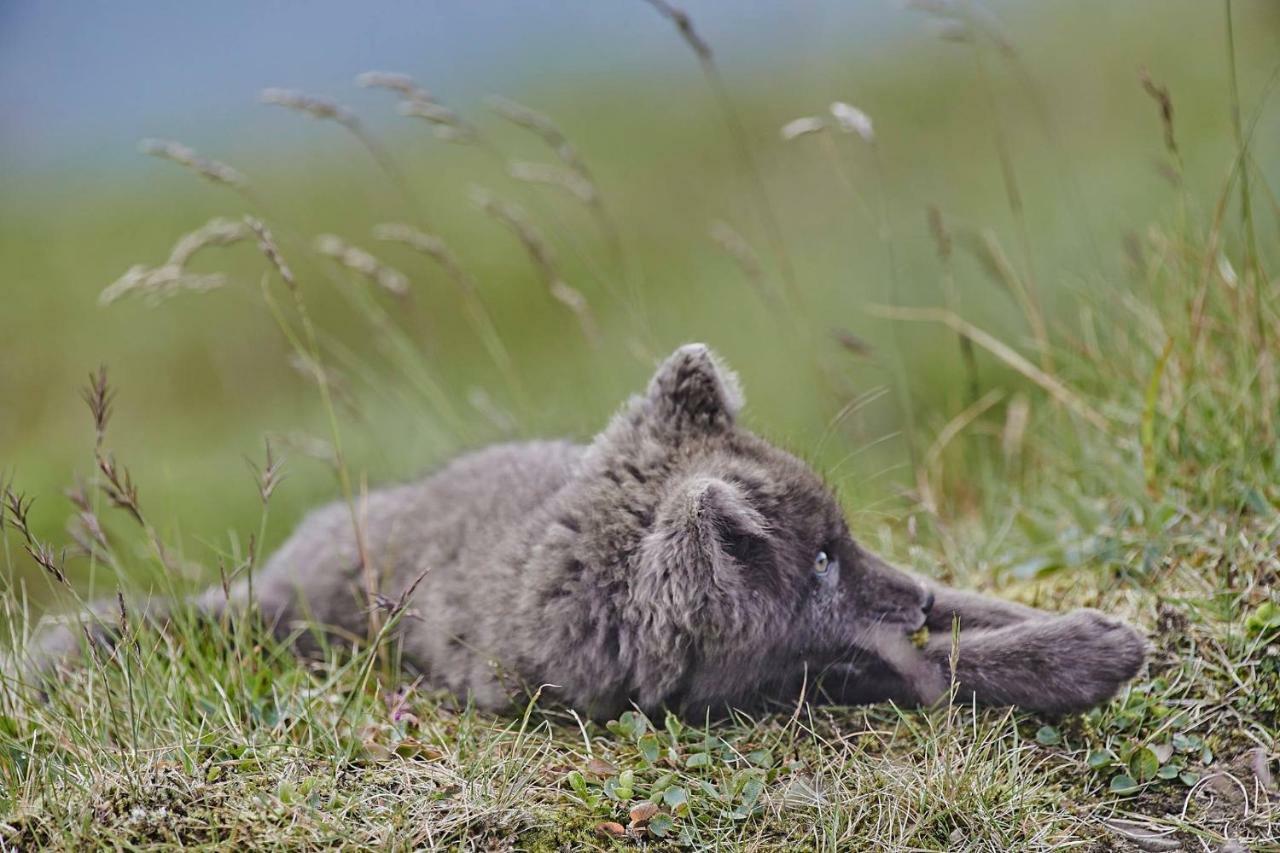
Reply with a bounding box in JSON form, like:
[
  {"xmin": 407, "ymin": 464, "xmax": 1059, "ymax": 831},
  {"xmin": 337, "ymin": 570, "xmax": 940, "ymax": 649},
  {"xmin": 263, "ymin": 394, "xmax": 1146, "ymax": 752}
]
[{"xmin": 246, "ymin": 440, "xmax": 584, "ymax": 672}]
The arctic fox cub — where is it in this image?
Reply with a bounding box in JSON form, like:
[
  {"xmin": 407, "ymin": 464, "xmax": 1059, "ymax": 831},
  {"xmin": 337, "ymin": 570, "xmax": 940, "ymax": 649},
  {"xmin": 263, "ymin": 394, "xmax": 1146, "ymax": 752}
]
[{"xmin": 30, "ymin": 345, "xmax": 1146, "ymax": 719}]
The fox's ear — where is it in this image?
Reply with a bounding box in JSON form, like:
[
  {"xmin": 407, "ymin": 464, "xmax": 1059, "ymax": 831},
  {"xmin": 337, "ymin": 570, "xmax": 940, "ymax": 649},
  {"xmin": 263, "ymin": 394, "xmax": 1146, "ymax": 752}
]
[
  {"xmin": 645, "ymin": 344, "xmax": 743, "ymax": 435},
  {"xmin": 647, "ymin": 476, "xmax": 768, "ymax": 582},
  {"xmin": 631, "ymin": 475, "xmax": 769, "ymax": 706},
  {"xmin": 587, "ymin": 343, "xmax": 742, "ymax": 462}
]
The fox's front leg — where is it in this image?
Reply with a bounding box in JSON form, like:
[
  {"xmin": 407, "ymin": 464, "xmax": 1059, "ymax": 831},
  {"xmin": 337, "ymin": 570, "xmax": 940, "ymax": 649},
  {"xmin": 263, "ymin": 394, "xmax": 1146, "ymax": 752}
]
[
  {"xmin": 922, "ymin": 609, "xmax": 1146, "ymax": 713},
  {"xmin": 921, "ymin": 579, "xmax": 1049, "ymax": 630}
]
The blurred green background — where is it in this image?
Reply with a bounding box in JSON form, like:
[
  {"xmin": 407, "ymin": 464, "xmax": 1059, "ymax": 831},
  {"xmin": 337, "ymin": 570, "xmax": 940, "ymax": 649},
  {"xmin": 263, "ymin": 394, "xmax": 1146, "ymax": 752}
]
[{"xmin": 2, "ymin": 0, "xmax": 1277, "ymax": 602}]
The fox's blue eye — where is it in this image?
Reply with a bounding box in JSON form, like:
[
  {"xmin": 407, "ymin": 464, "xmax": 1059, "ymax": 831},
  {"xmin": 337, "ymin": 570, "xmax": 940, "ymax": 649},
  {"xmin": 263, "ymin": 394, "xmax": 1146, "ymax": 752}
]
[{"xmin": 814, "ymin": 550, "xmax": 836, "ymax": 577}]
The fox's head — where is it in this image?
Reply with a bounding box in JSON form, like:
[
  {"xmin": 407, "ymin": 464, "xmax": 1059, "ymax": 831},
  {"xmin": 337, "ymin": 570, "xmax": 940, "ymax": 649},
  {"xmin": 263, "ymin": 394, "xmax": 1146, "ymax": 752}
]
[{"xmin": 565, "ymin": 344, "xmax": 939, "ymax": 716}]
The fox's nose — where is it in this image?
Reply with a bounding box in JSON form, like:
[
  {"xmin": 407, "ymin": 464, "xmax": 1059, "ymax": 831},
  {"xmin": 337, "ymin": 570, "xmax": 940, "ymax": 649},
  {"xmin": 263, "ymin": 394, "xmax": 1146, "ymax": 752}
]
[{"xmin": 921, "ymin": 588, "xmax": 935, "ymax": 616}]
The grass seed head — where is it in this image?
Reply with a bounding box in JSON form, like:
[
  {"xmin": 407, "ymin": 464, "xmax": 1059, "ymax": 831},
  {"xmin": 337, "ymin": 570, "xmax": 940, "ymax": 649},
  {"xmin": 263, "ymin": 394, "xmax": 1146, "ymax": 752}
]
[
  {"xmin": 372, "ymin": 223, "xmax": 449, "ymax": 260},
  {"xmin": 245, "ymin": 438, "xmax": 286, "ymax": 505},
  {"xmin": 780, "ymin": 116, "xmax": 826, "ymax": 141},
  {"xmin": 244, "ymin": 217, "xmax": 297, "ymax": 292},
  {"xmin": 81, "ymin": 365, "xmax": 114, "ymax": 448},
  {"xmin": 642, "ymin": 0, "xmax": 712, "ymax": 62},
  {"xmin": 507, "ymin": 161, "xmax": 596, "ymax": 204},
  {"xmin": 830, "ymin": 101, "xmax": 875, "ymax": 142},
  {"xmin": 314, "ymin": 234, "xmax": 410, "ymax": 297},
  {"xmin": 709, "ymin": 220, "xmax": 775, "ymax": 308},
  {"xmin": 927, "ymin": 205, "xmax": 953, "ymax": 261},
  {"xmin": 1138, "ymin": 67, "xmax": 1178, "ymax": 158},
  {"xmin": 397, "ymin": 100, "xmax": 477, "ymax": 143},
  {"xmin": 356, "ymin": 70, "xmax": 431, "ymax": 102},
  {"xmin": 99, "ymin": 265, "xmax": 226, "ymax": 306},
  {"xmin": 138, "ymin": 138, "xmax": 246, "ymax": 187},
  {"xmin": 167, "ymin": 217, "xmax": 251, "ymax": 266},
  {"xmin": 260, "ymin": 87, "xmax": 359, "ymax": 130},
  {"xmin": 472, "ymin": 188, "xmax": 597, "ymax": 345},
  {"xmin": 486, "ymin": 95, "xmax": 586, "ymax": 173}
]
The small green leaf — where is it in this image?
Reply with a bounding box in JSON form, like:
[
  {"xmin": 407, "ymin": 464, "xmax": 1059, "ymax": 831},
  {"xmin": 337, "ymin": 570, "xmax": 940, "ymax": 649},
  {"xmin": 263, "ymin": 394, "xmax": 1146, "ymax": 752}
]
[
  {"xmin": 615, "ymin": 769, "xmax": 634, "ymax": 800},
  {"xmin": 747, "ymin": 749, "xmax": 775, "ymax": 768},
  {"xmin": 1110, "ymin": 773, "xmax": 1139, "ymax": 794},
  {"xmin": 664, "ymin": 713, "xmax": 683, "ymax": 742},
  {"xmin": 1200, "ymin": 746, "xmax": 1213, "ymax": 765},
  {"xmin": 1129, "ymin": 746, "xmax": 1159, "ymax": 781},
  {"xmin": 607, "ymin": 710, "xmax": 647, "ymax": 741},
  {"xmin": 638, "ymin": 733, "xmax": 660, "ymax": 765},
  {"xmin": 1087, "ymin": 750, "xmax": 1113, "ymax": 770},
  {"xmin": 686, "ymin": 752, "xmax": 712, "ymax": 769},
  {"xmin": 1179, "ymin": 771, "xmax": 1200, "ymax": 786},
  {"xmin": 648, "ymin": 813, "xmax": 674, "ymax": 838},
  {"xmin": 650, "ymin": 772, "xmax": 676, "ymax": 795},
  {"xmin": 1035, "ymin": 726, "xmax": 1061, "ymax": 746},
  {"xmin": 623, "ymin": 711, "xmax": 648, "ymax": 739},
  {"xmin": 663, "ymin": 786, "xmax": 688, "ymax": 811},
  {"xmin": 1245, "ymin": 601, "xmax": 1280, "ymax": 637},
  {"xmin": 1172, "ymin": 732, "xmax": 1201, "ymax": 752},
  {"xmin": 567, "ymin": 770, "xmax": 590, "ymax": 799},
  {"xmin": 1156, "ymin": 764, "xmax": 1180, "ymax": 780},
  {"xmin": 738, "ymin": 775, "xmax": 765, "ymax": 808}
]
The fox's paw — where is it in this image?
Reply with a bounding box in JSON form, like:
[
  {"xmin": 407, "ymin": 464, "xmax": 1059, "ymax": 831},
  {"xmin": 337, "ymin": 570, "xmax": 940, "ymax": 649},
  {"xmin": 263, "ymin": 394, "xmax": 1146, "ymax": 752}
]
[{"xmin": 1034, "ymin": 609, "xmax": 1147, "ymax": 712}]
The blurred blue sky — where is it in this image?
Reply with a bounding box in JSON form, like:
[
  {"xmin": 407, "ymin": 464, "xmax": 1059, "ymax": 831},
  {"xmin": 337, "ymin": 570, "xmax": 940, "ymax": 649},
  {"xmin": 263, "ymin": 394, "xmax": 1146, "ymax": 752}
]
[{"xmin": 0, "ymin": 1, "xmax": 905, "ymax": 176}]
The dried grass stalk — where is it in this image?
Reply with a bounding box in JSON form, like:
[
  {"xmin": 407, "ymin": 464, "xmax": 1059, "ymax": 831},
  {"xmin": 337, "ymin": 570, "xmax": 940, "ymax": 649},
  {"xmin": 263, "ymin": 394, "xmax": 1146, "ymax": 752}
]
[
  {"xmin": 1002, "ymin": 393, "xmax": 1031, "ymax": 464},
  {"xmin": 831, "ymin": 328, "xmax": 875, "ymax": 358},
  {"xmin": 868, "ymin": 304, "xmax": 1110, "ymax": 433},
  {"xmin": 100, "ymin": 217, "xmax": 252, "ymax": 306},
  {"xmin": 472, "ymin": 188, "xmax": 598, "ymax": 346},
  {"xmin": 486, "ymin": 96, "xmax": 587, "ymax": 175},
  {"xmin": 314, "ymin": 234, "xmax": 410, "ymax": 297},
  {"xmin": 374, "ymin": 222, "xmax": 527, "ymax": 406},
  {"xmin": 829, "ymin": 102, "xmax": 875, "ymax": 142},
  {"xmin": 167, "ymin": 217, "xmax": 251, "ymax": 266},
  {"xmin": 356, "ymin": 70, "xmax": 431, "ymax": 102},
  {"xmin": 709, "ymin": 220, "xmax": 779, "ymax": 309},
  {"xmin": 960, "ymin": 228, "xmax": 1049, "ymax": 359},
  {"xmin": 641, "ymin": 0, "xmax": 712, "ymax": 61},
  {"xmin": 100, "ymin": 265, "xmax": 226, "ymax": 306},
  {"xmin": 138, "ymin": 139, "xmax": 246, "ymax": 187},
  {"xmin": 373, "ymin": 224, "xmax": 472, "ymax": 295},
  {"xmin": 487, "ymin": 94, "xmax": 627, "ymax": 296},
  {"xmin": 260, "ymin": 88, "xmax": 358, "ymax": 130},
  {"xmin": 917, "ymin": 389, "xmax": 1004, "ymax": 513},
  {"xmin": 779, "ymin": 116, "xmax": 826, "ymax": 141},
  {"xmin": 508, "ymin": 161, "xmax": 596, "ymax": 204},
  {"xmin": 397, "ymin": 100, "xmax": 477, "ymax": 143},
  {"xmin": 244, "ymin": 217, "xmax": 297, "ymax": 291},
  {"xmin": 1138, "ymin": 67, "xmax": 1178, "ymax": 159}
]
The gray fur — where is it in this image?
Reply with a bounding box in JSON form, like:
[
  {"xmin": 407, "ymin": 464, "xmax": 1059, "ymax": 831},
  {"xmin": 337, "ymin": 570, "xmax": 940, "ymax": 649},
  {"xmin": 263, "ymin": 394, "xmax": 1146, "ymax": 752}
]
[{"xmin": 25, "ymin": 344, "xmax": 1146, "ymax": 718}]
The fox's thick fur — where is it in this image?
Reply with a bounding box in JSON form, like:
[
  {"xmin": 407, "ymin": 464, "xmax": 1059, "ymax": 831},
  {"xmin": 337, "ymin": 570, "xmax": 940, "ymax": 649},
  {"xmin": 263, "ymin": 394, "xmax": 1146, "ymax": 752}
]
[{"xmin": 27, "ymin": 345, "xmax": 1146, "ymax": 719}]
